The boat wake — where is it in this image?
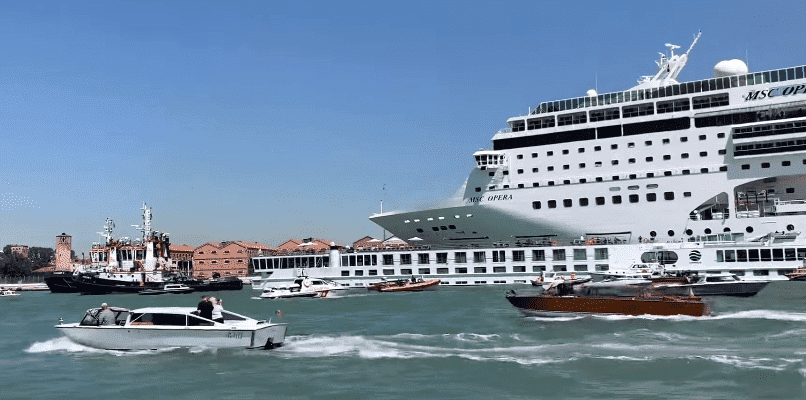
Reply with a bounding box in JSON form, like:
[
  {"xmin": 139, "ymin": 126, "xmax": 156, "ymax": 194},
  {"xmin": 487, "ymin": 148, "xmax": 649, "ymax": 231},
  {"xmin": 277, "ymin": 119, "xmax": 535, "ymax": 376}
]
[
  {"xmin": 262, "ymin": 333, "xmax": 805, "ymax": 370},
  {"xmin": 25, "ymin": 337, "xmax": 196, "ymax": 356},
  {"xmin": 709, "ymin": 309, "xmax": 806, "ymax": 322}
]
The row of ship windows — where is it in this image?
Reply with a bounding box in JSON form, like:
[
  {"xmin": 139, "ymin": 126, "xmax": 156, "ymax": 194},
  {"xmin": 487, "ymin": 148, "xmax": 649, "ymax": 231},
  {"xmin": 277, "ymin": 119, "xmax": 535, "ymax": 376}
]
[
  {"xmin": 514, "ymin": 94, "xmax": 727, "ymax": 132},
  {"xmin": 530, "ymin": 65, "xmax": 803, "ymax": 116},
  {"xmin": 531, "ymin": 192, "xmax": 689, "ymax": 209},
  {"xmin": 478, "ymin": 167, "xmax": 728, "ymax": 191},
  {"xmin": 514, "ymin": 133, "xmax": 726, "ymax": 159},
  {"xmin": 335, "ymin": 266, "xmax": 795, "ymax": 277},
  {"xmin": 251, "ymin": 249, "xmax": 609, "ymax": 270},
  {"xmin": 497, "ymin": 100, "xmax": 804, "ymax": 152},
  {"xmin": 511, "ymin": 151, "xmax": 723, "ymax": 175},
  {"xmin": 716, "ymin": 248, "xmax": 806, "ymax": 262},
  {"xmin": 479, "ymin": 159, "xmax": 806, "ymax": 192}
]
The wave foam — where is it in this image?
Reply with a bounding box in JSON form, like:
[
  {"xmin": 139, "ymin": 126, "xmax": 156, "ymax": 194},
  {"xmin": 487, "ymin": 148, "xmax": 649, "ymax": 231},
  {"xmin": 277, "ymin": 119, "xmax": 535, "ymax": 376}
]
[{"xmin": 710, "ymin": 310, "xmax": 806, "ymax": 322}]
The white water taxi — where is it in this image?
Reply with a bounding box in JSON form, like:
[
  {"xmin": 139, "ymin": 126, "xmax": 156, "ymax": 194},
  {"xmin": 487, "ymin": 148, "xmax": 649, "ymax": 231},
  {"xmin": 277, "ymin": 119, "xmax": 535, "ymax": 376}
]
[
  {"xmin": 0, "ymin": 289, "xmax": 21, "ymax": 298},
  {"xmin": 56, "ymin": 306, "xmax": 286, "ymax": 350}
]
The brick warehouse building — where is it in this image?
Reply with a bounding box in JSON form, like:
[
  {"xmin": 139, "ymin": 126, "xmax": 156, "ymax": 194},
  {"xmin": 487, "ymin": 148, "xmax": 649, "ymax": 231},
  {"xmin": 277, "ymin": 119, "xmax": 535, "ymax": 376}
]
[{"xmin": 192, "ymin": 241, "xmax": 272, "ymax": 279}]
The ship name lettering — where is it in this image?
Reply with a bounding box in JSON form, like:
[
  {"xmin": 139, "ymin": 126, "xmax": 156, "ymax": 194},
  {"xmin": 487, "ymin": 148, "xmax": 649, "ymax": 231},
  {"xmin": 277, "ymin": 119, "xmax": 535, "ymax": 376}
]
[
  {"xmin": 468, "ymin": 196, "xmax": 484, "ymax": 203},
  {"xmin": 487, "ymin": 195, "xmax": 512, "ymax": 201},
  {"xmin": 744, "ymin": 84, "xmax": 806, "ymax": 101}
]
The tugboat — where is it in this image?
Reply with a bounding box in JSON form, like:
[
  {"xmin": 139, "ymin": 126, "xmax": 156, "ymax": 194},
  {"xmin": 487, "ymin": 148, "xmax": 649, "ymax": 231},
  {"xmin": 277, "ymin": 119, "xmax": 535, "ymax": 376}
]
[{"xmin": 72, "ymin": 203, "xmax": 175, "ymax": 295}]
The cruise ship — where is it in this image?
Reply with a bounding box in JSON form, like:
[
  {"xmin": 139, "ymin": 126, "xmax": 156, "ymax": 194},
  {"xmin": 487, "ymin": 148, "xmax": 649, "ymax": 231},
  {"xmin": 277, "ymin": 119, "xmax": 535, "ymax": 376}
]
[{"xmin": 250, "ymin": 33, "xmax": 806, "ymax": 288}]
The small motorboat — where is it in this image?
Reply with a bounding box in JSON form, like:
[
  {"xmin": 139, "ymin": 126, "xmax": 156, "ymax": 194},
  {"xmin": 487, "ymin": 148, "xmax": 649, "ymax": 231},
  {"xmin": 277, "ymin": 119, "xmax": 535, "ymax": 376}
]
[
  {"xmin": 649, "ymin": 272, "xmax": 769, "ymax": 297},
  {"xmin": 506, "ymin": 278, "xmax": 708, "ymax": 317},
  {"xmin": 369, "ymin": 276, "xmax": 441, "ymax": 292},
  {"xmin": 785, "ymin": 265, "xmax": 806, "ymax": 281},
  {"xmin": 260, "ymin": 286, "xmax": 320, "ymax": 299},
  {"xmin": 163, "ymin": 284, "xmax": 194, "ymax": 294},
  {"xmin": 0, "ymin": 289, "xmax": 21, "ymax": 298},
  {"xmin": 56, "ymin": 306, "xmax": 287, "ymax": 350}
]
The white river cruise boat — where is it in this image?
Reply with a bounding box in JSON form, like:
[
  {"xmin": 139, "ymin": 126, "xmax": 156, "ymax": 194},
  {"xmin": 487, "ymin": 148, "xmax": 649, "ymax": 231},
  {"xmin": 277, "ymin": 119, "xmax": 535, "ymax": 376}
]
[{"xmin": 251, "ymin": 32, "xmax": 806, "ymax": 287}]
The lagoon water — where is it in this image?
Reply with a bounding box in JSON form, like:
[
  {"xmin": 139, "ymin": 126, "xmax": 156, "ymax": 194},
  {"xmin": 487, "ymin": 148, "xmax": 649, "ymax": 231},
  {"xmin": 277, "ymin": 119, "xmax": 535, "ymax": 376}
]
[{"xmin": 4, "ymin": 283, "xmax": 806, "ymax": 399}]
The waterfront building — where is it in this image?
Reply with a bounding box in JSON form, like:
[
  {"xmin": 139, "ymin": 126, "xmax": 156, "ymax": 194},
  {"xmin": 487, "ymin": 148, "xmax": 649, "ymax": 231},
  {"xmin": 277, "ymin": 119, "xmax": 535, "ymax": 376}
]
[{"xmin": 193, "ymin": 241, "xmax": 272, "ymax": 279}]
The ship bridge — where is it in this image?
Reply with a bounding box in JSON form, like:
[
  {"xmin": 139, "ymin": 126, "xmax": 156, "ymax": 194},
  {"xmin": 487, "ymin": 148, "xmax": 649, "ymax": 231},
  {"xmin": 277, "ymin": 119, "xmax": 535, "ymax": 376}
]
[{"xmin": 473, "ymin": 150, "xmax": 506, "ymax": 170}]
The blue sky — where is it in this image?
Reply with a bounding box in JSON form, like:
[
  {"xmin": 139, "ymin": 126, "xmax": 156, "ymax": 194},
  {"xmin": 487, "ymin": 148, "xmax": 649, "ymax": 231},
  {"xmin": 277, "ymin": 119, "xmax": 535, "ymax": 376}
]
[{"xmin": 1, "ymin": 0, "xmax": 805, "ymax": 253}]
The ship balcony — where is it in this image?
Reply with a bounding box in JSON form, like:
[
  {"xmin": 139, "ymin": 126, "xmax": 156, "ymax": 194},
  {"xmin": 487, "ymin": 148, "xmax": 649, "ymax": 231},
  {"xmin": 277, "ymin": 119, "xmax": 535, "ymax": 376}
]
[{"xmin": 473, "ymin": 150, "xmax": 506, "ymax": 170}]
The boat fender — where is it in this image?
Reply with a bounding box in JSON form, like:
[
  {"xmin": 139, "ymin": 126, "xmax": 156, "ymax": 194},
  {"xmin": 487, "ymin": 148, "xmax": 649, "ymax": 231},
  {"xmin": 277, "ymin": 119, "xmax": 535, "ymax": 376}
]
[{"xmin": 642, "ymin": 238, "xmax": 649, "ymax": 243}]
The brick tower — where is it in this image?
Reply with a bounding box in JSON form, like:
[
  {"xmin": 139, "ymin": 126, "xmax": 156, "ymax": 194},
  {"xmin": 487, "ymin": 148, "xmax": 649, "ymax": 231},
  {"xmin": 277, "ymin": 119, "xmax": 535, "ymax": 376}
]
[{"xmin": 55, "ymin": 233, "xmax": 72, "ymax": 271}]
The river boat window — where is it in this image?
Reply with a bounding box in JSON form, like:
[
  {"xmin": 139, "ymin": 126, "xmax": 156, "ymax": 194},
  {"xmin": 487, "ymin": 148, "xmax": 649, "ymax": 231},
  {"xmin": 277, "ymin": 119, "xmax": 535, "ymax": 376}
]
[
  {"xmin": 456, "ymin": 267, "xmax": 468, "ymax": 274},
  {"xmin": 383, "ymin": 269, "xmax": 395, "ymax": 275},
  {"xmin": 418, "ymin": 254, "xmax": 430, "ymax": 264},
  {"xmin": 368, "ymin": 270, "xmax": 378, "ymax": 276},
  {"xmin": 553, "ymin": 249, "xmax": 566, "ymax": 261},
  {"xmin": 629, "ymin": 194, "xmax": 639, "ymax": 203},
  {"xmin": 773, "ymin": 248, "xmax": 784, "ymax": 261},
  {"xmin": 594, "ymin": 248, "xmax": 608, "ymax": 260},
  {"xmin": 493, "ymin": 266, "xmax": 506, "ymax": 273},
  {"xmin": 455, "ymin": 252, "xmax": 467, "ymax": 263},
  {"xmin": 760, "ymin": 249, "xmax": 772, "ymax": 261},
  {"xmin": 533, "ymin": 265, "xmax": 546, "ymax": 272},
  {"xmin": 533, "ymin": 250, "xmax": 545, "ymax": 261},
  {"xmin": 737, "ymin": 250, "xmax": 748, "ymax": 262},
  {"xmin": 647, "ymin": 193, "xmax": 657, "ymax": 202},
  {"xmin": 552, "ymin": 265, "xmax": 567, "ymax": 272},
  {"xmin": 573, "ymin": 265, "xmax": 587, "ymax": 272},
  {"xmin": 492, "ymin": 250, "xmax": 505, "ymax": 262},
  {"xmin": 383, "ymin": 255, "xmax": 393, "ymax": 266},
  {"xmin": 596, "ymin": 197, "xmax": 605, "ymax": 205},
  {"xmin": 563, "ymin": 199, "xmax": 572, "ymax": 207},
  {"xmin": 436, "ymin": 253, "xmax": 448, "ymax": 264},
  {"xmin": 401, "ymin": 269, "xmax": 412, "ymax": 275},
  {"xmin": 579, "ymin": 198, "xmax": 589, "ymax": 206},
  {"xmin": 548, "ymin": 200, "xmax": 557, "ymax": 208},
  {"xmin": 612, "ymin": 195, "xmax": 622, "ymax": 204},
  {"xmin": 573, "ymin": 249, "xmax": 586, "ymax": 261},
  {"xmin": 474, "ymin": 267, "xmax": 487, "ymax": 273},
  {"xmin": 753, "ymin": 270, "xmax": 769, "ymax": 276},
  {"xmin": 473, "ymin": 252, "xmax": 486, "ymax": 263},
  {"xmin": 400, "ymin": 254, "xmax": 411, "ymax": 265},
  {"xmin": 512, "ymin": 250, "xmax": 525, "ymax": 262},
  {"xmin": 418, "ymin": 268, "xmax": 430, "ymax": 274}
]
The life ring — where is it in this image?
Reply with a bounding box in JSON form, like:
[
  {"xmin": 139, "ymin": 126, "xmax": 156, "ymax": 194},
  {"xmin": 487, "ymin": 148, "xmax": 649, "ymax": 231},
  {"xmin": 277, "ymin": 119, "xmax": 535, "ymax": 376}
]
[
  {"xmin": 551, "ymin": 240, "xmax": 559, "ymax": 246},
  {"xmin": 642, "ymin": 238, "xmax": 649, "ymax": 243},
  {"xmin": 303, "ymin": 281, "xmax": 311, "ymax": 287}
]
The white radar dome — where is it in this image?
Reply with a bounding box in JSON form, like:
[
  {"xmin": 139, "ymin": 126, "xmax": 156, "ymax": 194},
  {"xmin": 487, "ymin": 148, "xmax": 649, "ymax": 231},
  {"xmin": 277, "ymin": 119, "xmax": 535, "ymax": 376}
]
[
  {"xmin": 586, "ymin": 89, "xmax": 598, "ymax": 97},
  {"xmin": 714, "ymin": 59, "xmax": 748, "ymax": 77}
]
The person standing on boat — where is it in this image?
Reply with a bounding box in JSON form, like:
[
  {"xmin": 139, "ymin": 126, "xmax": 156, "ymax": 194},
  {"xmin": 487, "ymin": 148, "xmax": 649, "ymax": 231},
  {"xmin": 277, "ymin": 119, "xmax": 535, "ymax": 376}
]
[
  {"xmin": 197, "ymin": 295, "xmax": 213, "ymax": 320},
  {"xmin": 98, "ymin": 303, "xmax": 115, "ymax": 325},
  {"xmin": 210, "ymin": 297, "xmax": 224, "ymax": 323}
]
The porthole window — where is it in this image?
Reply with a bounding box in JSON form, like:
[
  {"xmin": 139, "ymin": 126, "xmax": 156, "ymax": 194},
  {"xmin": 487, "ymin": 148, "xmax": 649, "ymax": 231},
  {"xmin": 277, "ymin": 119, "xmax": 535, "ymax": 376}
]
[
  {"xmin": 685, "ymin": 229, "xmax": 693, "ymax": 235},
  {"xmin": 649, "ymin": 231, "xmax": 657, "ymax": 237},
  {"xmin": 746, "ymin": 226, "xmax": 754, "ymax": 233},
  {"xmin": 704, "ymin": 228, "xmax": 712, "ymax": 234},
  {"xmin": 723, "ymin": 227, "xmax": 731, "ymax": 232},
  {"xmin": 532, "ymin": 201, "xmax": 541, "ymax": 209},
  {"xmin": 667, "ymin": 230, "xmax": 675, "ymax": 237},
  {"xmin": 787, "ymin": 224, "xmax": 795, "ymax": 231}
]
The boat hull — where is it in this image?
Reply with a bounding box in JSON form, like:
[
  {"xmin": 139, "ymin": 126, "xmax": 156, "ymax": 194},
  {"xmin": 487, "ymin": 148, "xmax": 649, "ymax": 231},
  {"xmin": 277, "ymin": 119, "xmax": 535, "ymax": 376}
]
[
  {"xmin": 44, "ymin": 272, "xmax": 81, "ymax": 293},
  {"xmin": 654, "ymin": 282, "xmax": 770, "ymax": 297},
  {"xmin": 505, "ymin": 293, "xmax": 707, "ymax": 317},
  {"xmin": 376, "ymin": 279, "xmax": 441, "ymax": 292},
  {"xmin": 56, "ymin": 323, "xmax": 287, "ymax": 350}
]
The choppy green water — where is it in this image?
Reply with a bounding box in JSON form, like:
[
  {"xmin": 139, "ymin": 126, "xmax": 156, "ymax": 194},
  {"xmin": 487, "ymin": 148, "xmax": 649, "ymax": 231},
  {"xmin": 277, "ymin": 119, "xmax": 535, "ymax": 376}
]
[{"xmin": 4, "ymin": 283, "xmax": 806, "ymax": 399}]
